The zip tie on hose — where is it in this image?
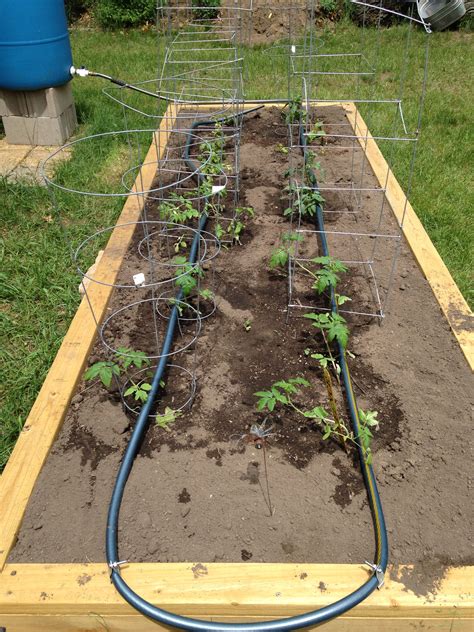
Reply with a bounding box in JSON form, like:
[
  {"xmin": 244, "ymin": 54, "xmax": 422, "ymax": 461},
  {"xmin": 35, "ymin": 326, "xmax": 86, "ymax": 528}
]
[
  {"xmin": 364, "ymin": 561, "xmax": 385, "ymax": 589},
  {"xmin": 108, "ymin": 560, "xmax": 129, "ymax": 579}
]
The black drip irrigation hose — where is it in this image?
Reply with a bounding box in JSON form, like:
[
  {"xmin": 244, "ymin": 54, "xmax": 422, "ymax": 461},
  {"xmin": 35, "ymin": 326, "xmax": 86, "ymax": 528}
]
[
  {"xmin": 298, "ymin": 112, "xmax": 388, "ymax": 575},
  {"xmin": 105, "ymin": 106, "xmax": 388, "ymax": 631}
]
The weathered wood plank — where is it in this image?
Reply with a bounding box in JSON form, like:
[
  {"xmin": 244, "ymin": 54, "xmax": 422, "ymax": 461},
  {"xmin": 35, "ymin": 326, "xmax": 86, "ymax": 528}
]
[
  {"xmin": 0, "ymin": 615, "xmax": 471, "ymax": 632},
  {"xmin": 0, "ymin": 564, "xmax": 472, "ymax": 619}
]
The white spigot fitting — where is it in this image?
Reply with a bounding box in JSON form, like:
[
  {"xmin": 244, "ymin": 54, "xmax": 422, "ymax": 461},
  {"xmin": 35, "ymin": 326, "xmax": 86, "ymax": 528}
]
[{"xmin": 70, "ymin": 65, "xmax": 90, "ymax": 78}]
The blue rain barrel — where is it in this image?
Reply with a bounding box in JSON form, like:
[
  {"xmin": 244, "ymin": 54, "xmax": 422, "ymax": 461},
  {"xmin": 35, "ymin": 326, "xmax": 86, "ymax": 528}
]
[{"xmin": 0, "ymin": 0, "xmax": 73, "ymax": 91}]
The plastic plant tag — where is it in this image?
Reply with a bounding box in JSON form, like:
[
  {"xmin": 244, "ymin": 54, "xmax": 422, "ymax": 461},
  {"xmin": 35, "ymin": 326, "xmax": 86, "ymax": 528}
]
[
  {"xmin": 212, "ymin": 185, "xmax": 226, "ymax": 195},
  {"xmin": 133, "ymin": 272, "xmax": 146, "ymax": 287}
]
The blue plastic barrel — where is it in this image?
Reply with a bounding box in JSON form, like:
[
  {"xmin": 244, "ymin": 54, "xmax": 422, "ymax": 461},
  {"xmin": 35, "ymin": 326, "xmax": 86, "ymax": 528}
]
[{"xmin": 0, "ymin": 0, "xmax": 73, "ymax": 91}]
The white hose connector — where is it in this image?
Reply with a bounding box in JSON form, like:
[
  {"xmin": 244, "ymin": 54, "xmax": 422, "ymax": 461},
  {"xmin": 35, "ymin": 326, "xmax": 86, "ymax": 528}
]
[{"xmin": 70, "ymin": 65, "xmax": 90, "ymax": 78}]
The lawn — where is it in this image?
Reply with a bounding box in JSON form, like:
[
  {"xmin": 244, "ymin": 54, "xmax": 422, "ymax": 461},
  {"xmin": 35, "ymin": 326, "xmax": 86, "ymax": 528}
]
[{"xmin": 0, "ymin": 22, "xmax": 472, "ymax": 470}]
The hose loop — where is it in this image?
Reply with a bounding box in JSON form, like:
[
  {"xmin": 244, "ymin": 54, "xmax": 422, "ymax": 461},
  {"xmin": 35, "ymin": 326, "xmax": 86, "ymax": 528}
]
[{"xmin": 105, "ymin": 104, "xmax": 389, "ymax": 630}]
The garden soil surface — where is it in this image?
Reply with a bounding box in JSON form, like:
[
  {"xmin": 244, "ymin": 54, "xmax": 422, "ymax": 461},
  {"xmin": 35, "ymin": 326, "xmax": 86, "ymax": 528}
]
[{"xmin": 10, "ymin": 106, "xmax": 473, "ymax": 597}]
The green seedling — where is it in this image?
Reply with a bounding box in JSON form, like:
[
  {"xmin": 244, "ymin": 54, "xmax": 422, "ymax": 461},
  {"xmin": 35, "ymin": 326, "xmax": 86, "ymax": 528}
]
[
  {"xmin": 173, "ymin": 256, "xmax": 204, "ymax": 297},
  {"xmin": 83, "ymin": 361, "xmax": 120, "ymax": 388},
  {"xmin": 255, "ymin": 377, "xmax": 310, "ymax": 413},
  {"xmin": 283, "ymin": 97, "xmax": 306, "ymax": 125},
  {"xmin": 169, "ymin": 297, "xmax": 184, "ymax": 317},
  {"xmin": 199, "ymin": 121, "xmax": 226, "ymax": 176},
  {"xmin": 269, "ymin": 231, "xmax": 304, "ymax": 270},
  {"xmin": 305, "ymin": 347, "xmax": 340, "ymax": 375},
  {"xmin": 199, "ymin": 288, "xmax": 214, "ymax": 301},
  {"xmin": 304, "ymin": 312, "xmax": 350, "ymax": 348},
  {"xmin": 308, "ymin": 405, "xmax": 379, "ymax": 463},
  {"xmin": 243, "ymin": 318, "xmax": 252, "ymax": 332},
  {"xmin": 84, "ymin": 347, "xmax": 150, "ymax": 388},
  {"xmin": 227, "ymin": 206, "xmax": 254, "ymax": 244},
  {"xmin": 276, "ymin": 143, "xmax": 289, "ymax": 155},
  {"xmin": 304, "ymin": 405, "xmax": 352, "ymax": 452},
  {"xmin": 269, "ymin": 247, "xmax": 289, "ymax": 269},
  {"xmin": 215, "ymin": 222, "xmax": 224, "ymax": 241},
  {"xmin": 335, "ymin": 293, "xmax": 352, "ymax": 306},
  {"xmin": 124, "ymin": 381, "xmax": 152, "ymax": 403},
  {"xmin": 295, "ymin": 256, "xmax": 348, "ymax": 295},
  {"xmin": 174, "ymin": 236, "xmax": 188, "ymax": 253},
  {"xmin": 284, "ymin": 184, "xmax": 325, "ymax": 219},
  {"xmin": 197, "ymin": 125, "xmax": 230, "ymax": 233},
  {"xmin": 160, "ymin": 193, "xmax": 200, "ymax": 226},
  {"xmin": 198, "ymin": 176, "xmax": 213, "ymax": 199},
  {"xmin": 156, "ymin": 406, "xmax": 181, "ymax": 431},
  {"xmin": 357, "ymin": 409, "xmax": 380, "ymax": 464},
  {"xmin": 116, "ymin": 347, "xmax": 149, "ymax": 370},
  {"xmin": 169, "ymin": 288, "xmax": 213, "ymax": 319},
  {"xmin": 297, "ymin": 256, "xmax": 350, "ymax": 378},
  {"xmin": 306, "ymin": 121, "xmax": 326, "ymax": 144},
  {"xmin": 305, "ymin": 149, "xmax": 323, "ymax": 174}
]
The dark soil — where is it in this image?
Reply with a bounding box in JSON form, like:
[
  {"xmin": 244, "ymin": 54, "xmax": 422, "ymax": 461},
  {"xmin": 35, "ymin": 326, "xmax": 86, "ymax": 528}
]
[{"xmin": 10, "ymin": 106, "xmax": 473, "ymax": 597}]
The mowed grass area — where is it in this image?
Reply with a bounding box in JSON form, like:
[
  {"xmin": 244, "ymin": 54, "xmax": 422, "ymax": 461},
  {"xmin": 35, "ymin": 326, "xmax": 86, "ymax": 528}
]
[{"xmin": 0, "ymin": 24, "xmax": 472, "ymax": 469}]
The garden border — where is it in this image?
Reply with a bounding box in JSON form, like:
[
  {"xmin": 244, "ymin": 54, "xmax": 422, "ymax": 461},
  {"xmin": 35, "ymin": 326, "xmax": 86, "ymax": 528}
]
[{"xmin": 0, "ymin": 102, "xmax": 472, "ymax": 632}]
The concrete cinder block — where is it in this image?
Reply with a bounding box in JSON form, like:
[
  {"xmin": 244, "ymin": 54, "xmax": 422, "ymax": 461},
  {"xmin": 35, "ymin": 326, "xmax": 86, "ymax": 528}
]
[
  {"xmin": 0, "ymin": 91, "xmax": 28, "ymax": 117},
  {"xmin": 26, "ymin": 84, "xmax": 75, "ymax": 118},
  {"xmin": 2, "ymin": 103, "xmax": 77, "ymax": 146},
  {"xmin": 0, "ymin": 83, "xmax": 74, "ymax": 118}
]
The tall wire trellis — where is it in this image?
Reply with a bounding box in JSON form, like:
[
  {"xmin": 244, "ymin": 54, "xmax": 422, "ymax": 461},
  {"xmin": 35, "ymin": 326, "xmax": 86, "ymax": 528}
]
[{"xmin": 278, "ymin": 0, "xmax": 432, "ymax": 320}]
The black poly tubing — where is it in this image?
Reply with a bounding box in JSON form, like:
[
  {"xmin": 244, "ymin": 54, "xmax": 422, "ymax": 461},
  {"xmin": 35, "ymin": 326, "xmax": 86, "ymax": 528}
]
[{"xmin": 105, "ymin": 103, "xmax": 388, "ymax": 630}]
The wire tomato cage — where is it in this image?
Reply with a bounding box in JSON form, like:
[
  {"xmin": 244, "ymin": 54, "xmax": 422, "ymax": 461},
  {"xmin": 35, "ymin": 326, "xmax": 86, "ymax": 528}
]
[
  {"xmin": 43, "ymin": 0, "xmax": 247, "ymax": 443},
  {"xmin": 268, "ymin": 0, "xmax": 433, "ymax": 321}
]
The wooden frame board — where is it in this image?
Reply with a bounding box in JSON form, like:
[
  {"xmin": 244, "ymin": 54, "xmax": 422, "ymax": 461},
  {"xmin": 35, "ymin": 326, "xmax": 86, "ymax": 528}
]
[{"xmin": 0, "ymin": 102, "xmax": 472, "ymax": 632}]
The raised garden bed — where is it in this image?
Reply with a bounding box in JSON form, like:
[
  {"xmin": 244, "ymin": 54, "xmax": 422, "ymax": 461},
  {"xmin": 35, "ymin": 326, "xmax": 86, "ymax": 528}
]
[{"xmin": 0, "ymin": 103, "xmax": 472, "ymax": 631}]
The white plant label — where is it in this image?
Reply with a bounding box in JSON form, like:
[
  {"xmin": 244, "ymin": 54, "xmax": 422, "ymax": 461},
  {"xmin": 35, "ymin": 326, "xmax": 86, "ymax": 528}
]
[
  {"xmin": 133, "ymin": 272, "xmax": 146, "ymax": 287},
  {"xmin": 212, "ymin": 185, "xmax": 226, "ymax": 195}
]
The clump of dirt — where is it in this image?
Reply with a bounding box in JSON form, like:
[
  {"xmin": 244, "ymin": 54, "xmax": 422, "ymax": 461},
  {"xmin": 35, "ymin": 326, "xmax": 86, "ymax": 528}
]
[{"xmin": 394, "ymin": 555, "xmax": 474, "ymax": 597}]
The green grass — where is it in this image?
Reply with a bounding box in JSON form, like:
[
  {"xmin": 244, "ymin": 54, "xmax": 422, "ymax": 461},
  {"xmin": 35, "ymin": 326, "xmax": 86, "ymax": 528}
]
[{"xmin": 0, "ymin": 24, "xmax": 472, "ymax": 469}]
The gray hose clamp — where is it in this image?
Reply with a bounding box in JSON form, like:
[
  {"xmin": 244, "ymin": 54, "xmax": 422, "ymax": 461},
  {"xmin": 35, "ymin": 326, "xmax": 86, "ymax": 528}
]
[
  {"xmin": 108, "ymin": 559, "xmax": 128, "ymax": 580},
  {"xmin": 364, "ymin": 561, "xmax": 385, "ymax": 589}
]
